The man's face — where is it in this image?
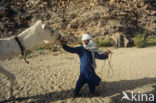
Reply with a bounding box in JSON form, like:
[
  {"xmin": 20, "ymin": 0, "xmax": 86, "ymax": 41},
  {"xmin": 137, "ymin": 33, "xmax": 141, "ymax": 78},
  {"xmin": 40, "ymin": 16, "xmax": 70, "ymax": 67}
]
[{"xmin": 83, "ymin": 40, "xmax": 89, "ymax": 45}]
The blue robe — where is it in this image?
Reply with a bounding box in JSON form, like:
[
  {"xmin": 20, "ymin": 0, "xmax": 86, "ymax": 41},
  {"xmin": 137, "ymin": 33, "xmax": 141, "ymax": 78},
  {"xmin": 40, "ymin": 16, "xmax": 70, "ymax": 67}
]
[{"xmin": 62, "ymin": 44, "xmax": 108, "ymax": 94}]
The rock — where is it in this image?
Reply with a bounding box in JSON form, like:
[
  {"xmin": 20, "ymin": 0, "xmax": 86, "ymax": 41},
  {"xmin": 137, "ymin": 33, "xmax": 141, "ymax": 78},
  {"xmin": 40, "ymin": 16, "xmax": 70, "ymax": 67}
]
[
  {"xmin": 110, "ymin": 32, "xmax": 133, "ymax": 47},
  {"xmin": 109, "ymin": 0, "xmax": 115, "ymax": 4},
  {"xmin": 151, "ymin": 10, "xmax": 156, "ymax": 16},
  {"xmin": 68, "ymin": 22, "xmax": 78, "ymax": 29},
  {"xmin": 14, "ymin": 17, "xmax": 21, "ymax": 25},
  {"xmin": 0, "ymin": 0, "xmax": 155, "ymax": 46},
  {"xmin": 97, "ymin": 21, "xmax": 107, "ymax": 27},
  {"xmin": 0, "ymin": 6, "xmax": 8, "ymax": 17}
]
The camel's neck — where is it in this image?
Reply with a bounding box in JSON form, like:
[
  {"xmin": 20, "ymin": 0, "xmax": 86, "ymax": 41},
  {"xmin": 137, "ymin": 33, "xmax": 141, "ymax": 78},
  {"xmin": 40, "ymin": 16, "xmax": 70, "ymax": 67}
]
[
  {"xmin": 0, "ymin": 21, "xmax": 53, "ymax": 60},
  {"xmin": 18, "ymin": 23, "xmax": 45, "ymax": 51}
]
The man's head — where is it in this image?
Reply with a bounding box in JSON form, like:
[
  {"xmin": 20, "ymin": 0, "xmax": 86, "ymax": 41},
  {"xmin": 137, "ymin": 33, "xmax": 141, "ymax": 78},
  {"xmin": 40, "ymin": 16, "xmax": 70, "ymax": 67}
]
[
  {"xmin": 81, "ymin": 33, "xmax": 92, "ymax": 46},
  {"xmin": 81, "ymin": 33, "xmax": 98, "ymax": 52}
]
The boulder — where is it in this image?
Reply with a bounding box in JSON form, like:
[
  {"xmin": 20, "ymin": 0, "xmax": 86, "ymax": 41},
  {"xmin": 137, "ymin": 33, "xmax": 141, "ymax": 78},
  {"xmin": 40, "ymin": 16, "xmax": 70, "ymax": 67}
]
[{"xmin": 110, "ymin": 32, "xmax": 133, "ymax": 47}]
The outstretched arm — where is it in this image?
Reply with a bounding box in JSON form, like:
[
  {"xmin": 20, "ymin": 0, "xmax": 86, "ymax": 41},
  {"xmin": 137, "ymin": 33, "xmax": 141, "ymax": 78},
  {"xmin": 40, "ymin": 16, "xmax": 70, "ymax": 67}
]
[
  {"xmin": 61, "ymin": 44, "xmax": 81, "ymax": 54},
  {"xmin": 95, "ymin": 50, "xmax": 112, "ymax": 60},
  {"xmin": 95, "ymin": 52, "xmax": 108, "ymax": 60}
]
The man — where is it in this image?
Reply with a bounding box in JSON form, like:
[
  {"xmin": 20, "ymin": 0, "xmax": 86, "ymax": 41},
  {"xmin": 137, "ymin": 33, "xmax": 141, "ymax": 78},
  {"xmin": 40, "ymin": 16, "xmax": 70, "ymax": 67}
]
[{"xmin": 61, "ymin": 33, "xmax": 111, "ymax": 96}]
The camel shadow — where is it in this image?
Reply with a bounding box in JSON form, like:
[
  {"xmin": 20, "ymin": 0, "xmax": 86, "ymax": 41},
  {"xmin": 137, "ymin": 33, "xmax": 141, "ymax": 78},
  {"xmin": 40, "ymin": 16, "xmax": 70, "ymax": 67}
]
[{"xmin": 1, "ymin": 77, "xmax": 156, "ymax": 103}]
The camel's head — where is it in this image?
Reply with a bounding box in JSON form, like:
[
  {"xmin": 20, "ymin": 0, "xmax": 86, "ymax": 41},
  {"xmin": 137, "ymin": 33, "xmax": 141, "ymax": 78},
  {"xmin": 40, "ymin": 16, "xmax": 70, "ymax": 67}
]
[{"xmin": 40, "ymin": 22, "xmax": 61, "ymax": 45}]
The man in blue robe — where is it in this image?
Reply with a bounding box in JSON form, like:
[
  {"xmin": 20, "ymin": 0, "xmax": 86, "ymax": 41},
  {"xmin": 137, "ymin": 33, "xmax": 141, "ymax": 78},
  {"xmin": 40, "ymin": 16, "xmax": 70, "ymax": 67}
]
[{"xmin": 61, "ymin": 34, "xmax": 111, "ymax": 96}]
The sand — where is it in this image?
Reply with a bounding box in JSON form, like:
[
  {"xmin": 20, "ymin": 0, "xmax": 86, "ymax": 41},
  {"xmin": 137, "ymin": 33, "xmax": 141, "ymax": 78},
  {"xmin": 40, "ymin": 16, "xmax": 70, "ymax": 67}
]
[{"xmin": 0, "ymin": 46, "xmax": 156, "ymax": 103}]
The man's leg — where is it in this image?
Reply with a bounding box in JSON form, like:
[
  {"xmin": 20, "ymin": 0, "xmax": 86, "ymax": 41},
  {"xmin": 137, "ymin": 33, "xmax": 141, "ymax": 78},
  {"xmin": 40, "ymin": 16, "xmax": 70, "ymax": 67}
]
[
  {"xmin": 88, "ymin": 83, "xmax": 95, "ymax": 94},
  {"xmin": 74, "ymin": 73, "xmax": 86, "ymax": 95},
  {"xmin": 88, "ymin": 83, "xmax": 100, "ymax": 96}
]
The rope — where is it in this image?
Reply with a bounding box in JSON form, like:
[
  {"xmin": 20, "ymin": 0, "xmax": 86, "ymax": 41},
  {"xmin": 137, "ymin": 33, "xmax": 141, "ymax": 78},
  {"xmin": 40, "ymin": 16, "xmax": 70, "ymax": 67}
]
[
  {"xmin": 15, "ymin": 36, "xmax": 29, "ymax": 64},
  {"xmin": 107, "ymin": 53, "xmax": 113, "ymax": 78},
  {"xmin": 99, "ymin": 53, "xmax": 113, "ymax": 79}
]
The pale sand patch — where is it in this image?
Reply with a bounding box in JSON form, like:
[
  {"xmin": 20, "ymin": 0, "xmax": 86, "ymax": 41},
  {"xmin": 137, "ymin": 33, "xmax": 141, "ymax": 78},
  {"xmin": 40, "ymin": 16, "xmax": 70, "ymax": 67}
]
[{"xmin": 0, "ymin": 46, "xmax": 156, "ymax": 103}]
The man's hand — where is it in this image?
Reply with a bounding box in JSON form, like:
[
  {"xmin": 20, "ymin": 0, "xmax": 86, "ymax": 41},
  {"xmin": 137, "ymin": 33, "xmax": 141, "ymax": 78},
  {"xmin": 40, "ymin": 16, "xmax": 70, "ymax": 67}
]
[
  {"xmin": 59, "ymin": 36, "xmax": 67, "ymax": 45},
  {"xmin": 104, "ymin": 50, "xmax": 112, "ymax": 55}
]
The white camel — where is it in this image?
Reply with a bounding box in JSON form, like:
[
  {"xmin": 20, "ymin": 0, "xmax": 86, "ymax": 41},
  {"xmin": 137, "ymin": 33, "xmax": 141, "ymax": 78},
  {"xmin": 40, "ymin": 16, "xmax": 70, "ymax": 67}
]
[{"xmin": 0, "ymin": 20, "xmax": 61, "ymax": 100}]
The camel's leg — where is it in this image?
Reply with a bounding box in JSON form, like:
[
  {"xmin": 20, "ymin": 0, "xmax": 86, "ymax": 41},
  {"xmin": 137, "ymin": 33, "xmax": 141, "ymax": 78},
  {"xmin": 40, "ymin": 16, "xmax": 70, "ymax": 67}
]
[
  {"xmin": 0, "ymin": 66, "xmax": 15, "ymax": 99},
  {"xmin": 10, "ymin": 77, "xmax": 15, "ymax": 100}
]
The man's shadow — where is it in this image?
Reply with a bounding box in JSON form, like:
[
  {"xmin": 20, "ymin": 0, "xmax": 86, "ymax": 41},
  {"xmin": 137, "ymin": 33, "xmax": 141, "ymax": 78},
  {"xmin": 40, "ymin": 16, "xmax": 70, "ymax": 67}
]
[{"xmin": 1, "ymin": 77, "xmax": 156, "ymax": 103}]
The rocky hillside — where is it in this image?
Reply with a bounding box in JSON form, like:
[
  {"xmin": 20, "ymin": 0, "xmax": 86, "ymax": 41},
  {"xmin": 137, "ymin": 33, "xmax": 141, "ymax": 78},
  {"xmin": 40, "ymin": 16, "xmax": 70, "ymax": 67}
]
[{"xmin": 0, "ymin": 0, "xmax": 156, "ymax": 46}]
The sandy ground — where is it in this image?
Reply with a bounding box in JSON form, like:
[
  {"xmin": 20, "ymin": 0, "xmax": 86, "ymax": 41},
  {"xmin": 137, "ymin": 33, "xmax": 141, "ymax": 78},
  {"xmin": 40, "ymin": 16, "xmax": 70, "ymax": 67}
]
[{"xmin": 0, "ymin": 46, "xmax": 156, "ymax": 103}]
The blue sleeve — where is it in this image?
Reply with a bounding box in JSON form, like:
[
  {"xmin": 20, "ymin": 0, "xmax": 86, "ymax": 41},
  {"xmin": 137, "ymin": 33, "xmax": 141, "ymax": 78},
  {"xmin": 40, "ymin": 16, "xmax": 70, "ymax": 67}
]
[
  {"xmin": 62, "ymin": 44, "xmax": 81, "ymax": 55},
  {"xmin": 95, "ymin": 52, "xmax": 108, "ymax": 60}
]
